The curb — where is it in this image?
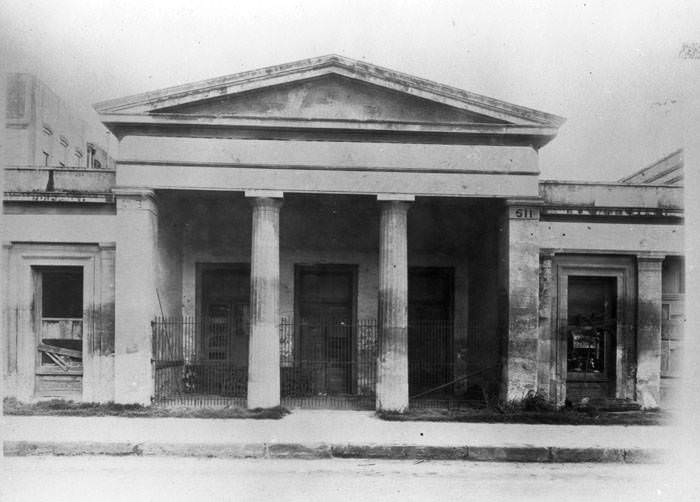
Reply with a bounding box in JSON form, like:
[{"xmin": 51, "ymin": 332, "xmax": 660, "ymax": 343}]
[{"xmin": 3, "ymin": 441, "xmax": 666, "ymax": 463}]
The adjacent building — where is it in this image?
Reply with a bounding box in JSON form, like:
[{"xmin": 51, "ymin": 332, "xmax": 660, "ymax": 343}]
[{"xmin": 2, "ymin": 57, "xmax": 684, "ymax": 411}]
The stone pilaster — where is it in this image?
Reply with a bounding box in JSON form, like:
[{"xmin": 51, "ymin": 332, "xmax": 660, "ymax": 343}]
[
  {"xmin": 501, "ymin": 200, "xmax": 541, "ymax": 402},
  {"xmin": 246, "ymin": 191, "xmax": 283, "ymax": 409},
  {"xmin": 114, "ymin": 189, "xmax": 158, "ymax": 405},
  {"xmin": 376, "ymin": 195, "xmax": 412, "ymax": 412},
  {"xmin": 537, "ymin": 251, "xmax": 561, "ymax": 405},
  {"xmin": 636, "ymin": 254, "xmax": 664, "ymax": 409}
]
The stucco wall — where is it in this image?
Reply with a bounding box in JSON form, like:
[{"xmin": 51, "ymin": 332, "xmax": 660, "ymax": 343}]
[
  {"xmin": 161, "ymin": 74, "xmax": 504, "ymax": 124},
  {"xmin": 540, "ymin": 181, "xmax": 683, "ymax": 209},
  {"xmin": 117, "ymin": 137, "xmax": 540, "ymax": 198},
  {"xmin": 539, "ymin": 221, "xmax": 683, "ymax": 255},
  {"xmin": 3, "ymin": 212, "xmax": 116, "ymax": 243}
]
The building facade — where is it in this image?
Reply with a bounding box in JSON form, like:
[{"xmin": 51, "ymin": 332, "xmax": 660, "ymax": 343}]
[{"xmin": 2, "ymin": 57, "xmax": 684, "ymax": 411}]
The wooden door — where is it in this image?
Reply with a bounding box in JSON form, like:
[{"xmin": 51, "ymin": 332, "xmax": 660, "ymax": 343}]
[
  {"xmin": 200, "ymin": 266, "xmax": 249, "ymax": 365},
  {"xmin": 296, "ymin": 266, "xmax": 355, "ymax": 394}
]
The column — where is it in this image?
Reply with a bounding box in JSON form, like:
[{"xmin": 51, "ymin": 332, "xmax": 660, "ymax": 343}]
[
  {"xmin": 114, "ymin": 189, "xmax": 158, "ymax": 405},
  {"xmin": 500, "ymin": 200, "xmax": 541, "ymax": 402},
  {"xmin": 246, "ymin": 191, "xmax": 283, "ymax": 409},
  {"xmin": 636, "ymin": 254, "xmax": 664, "ymax": 409},
  {"xmin": 376, "ymin": 195, "xmax": 413, "ymax": 412}
]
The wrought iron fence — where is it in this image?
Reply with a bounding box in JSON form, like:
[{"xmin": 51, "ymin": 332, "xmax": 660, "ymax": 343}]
[
  {"xmin": 152, "ymin": 316, "xmax": 249, "ymax": 406},
  {"xmin": 279, "ymin": 319, "xmax": 377, "ymax": 409},
  {"xmin": 152, "ymin": 317, "xmax": 494, "ymax": 408}
]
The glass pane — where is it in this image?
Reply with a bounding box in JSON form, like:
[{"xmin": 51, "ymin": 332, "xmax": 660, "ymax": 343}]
[{"xmin": 566, "ymin": 276, "xmax": 616, "ymax": 377}]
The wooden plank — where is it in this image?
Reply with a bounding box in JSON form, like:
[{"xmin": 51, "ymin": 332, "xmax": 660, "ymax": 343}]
[
  {"xmin": 45, "ymin": 352, "xmax": 69, "ymax": 371},
  {"xmin": 37, "ymin": 343, "xmax": 82, "ymax": 360},
  {"xmin": 35, "ymin": 375, "xmax": 82, "ymax": 397}
]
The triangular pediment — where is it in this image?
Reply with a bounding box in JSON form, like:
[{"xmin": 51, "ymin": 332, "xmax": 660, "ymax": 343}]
[
  {"xmin": 152, "ymin": 74, "xmax": 508, "ymax": 124},
  {"xmin": 95, "ymin": 55, "xmax": 565, "ymax": 130}
]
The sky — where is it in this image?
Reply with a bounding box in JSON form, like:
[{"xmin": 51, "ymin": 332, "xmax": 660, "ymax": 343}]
[{"xmin": 1, "ymin": 0, "xmax": 697, "ymax": 181}]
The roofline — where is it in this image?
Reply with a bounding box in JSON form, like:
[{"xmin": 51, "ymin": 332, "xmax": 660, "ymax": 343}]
[
  {"xmin": 98, "ymin": 112, "xmax": 559, "ymax": 136},
  {"xmin": 618, "ymin": 148, "xmax": 684, "ymax": 183},
  {"xmin": 540, "ymin": 179, "xmax": 684, "ymax": 189},
  {"xmin": 93, "ymin": 55, "xmax": 566, "ymax": 128}
]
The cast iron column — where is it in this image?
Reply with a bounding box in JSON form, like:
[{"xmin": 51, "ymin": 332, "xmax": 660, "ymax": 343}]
[
  {"xmin": 246, "ymin": 192, "xmax": 283, "ymax": 409},
  {"xmin": 376, "ymin": 196, "xmax": 413, "ymax": 412}
]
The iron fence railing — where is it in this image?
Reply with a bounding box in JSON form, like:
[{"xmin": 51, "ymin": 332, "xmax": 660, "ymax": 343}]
[{"xmin": 151, "ymin": 317, "xmax": 493, "ymax": 408}]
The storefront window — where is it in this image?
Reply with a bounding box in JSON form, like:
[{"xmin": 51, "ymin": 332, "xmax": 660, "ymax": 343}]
[{"xmin": 567, "ymin": 276, "xmax": 616, "ymax": 378}]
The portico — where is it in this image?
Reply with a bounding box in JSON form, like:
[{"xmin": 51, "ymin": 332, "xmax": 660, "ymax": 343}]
[{"xmin": 96, "ymin": 55, "xmax": 564, "ymax": 409}]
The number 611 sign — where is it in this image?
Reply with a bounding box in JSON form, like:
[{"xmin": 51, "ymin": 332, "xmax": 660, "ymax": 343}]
[{"xmin": 509, "ymin": 206, "xmax": 539, "ymax": 219}]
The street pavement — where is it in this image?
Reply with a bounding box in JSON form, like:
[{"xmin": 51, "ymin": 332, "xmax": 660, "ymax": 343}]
[{"xmin": 2, "ymin": 456, "xmax": 695, "ymax": 502}]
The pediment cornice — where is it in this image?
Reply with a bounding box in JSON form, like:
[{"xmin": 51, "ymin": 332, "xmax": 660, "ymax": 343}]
[{"xmin": 95, "ymin": 55, "xmax": 565, "ymax": 131}]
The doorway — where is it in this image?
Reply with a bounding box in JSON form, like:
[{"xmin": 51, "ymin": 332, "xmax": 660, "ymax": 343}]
[
  {"xmin": 198, "ymin": 264, "xmax": 250, "ymax": 365},
  {"xmin": 554, "ymin": 255, "xmax": 635, "ymax": 404},
  {"xmin": 33, "ymin": 266, "xmax": 84, "ymax": 397},
  {"xmin": 565, "ymin": 276, "xmax": 617, "ymax": 401},
  {"xmin": 408, "ymin": 267, "xmax": 454, "ymax": 396},
  {"xmin": 295, "ymin": 265, "xmax": 356, "ymax": 394}
]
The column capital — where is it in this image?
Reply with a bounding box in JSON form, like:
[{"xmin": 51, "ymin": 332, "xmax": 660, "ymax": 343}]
[
  {"xmin": 113, "ymin": 187, "xmax": 156, "ymax": 199},
  {"xmin": 377, "ymin": 194, "xmax": 415, "ymax": 202},
  {"xmin": 637, "ymin": 252, "xmax": 666, "ymax": 263},
  {"xmin": 245, "ymin": 190, "xmax": 284, "ymax": 199},
  {"xmin": 113, "ymin": 188, "xmax": 157, "ymax": 213},
  {"xmin": 540, "ymin": 248, "xmax": 556, "ymax": 260}
]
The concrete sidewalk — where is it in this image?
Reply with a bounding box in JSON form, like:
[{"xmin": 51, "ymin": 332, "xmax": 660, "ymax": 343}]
[{"xmin": 2, "ymin": 410, "xmax": 675, "ymax": 463}]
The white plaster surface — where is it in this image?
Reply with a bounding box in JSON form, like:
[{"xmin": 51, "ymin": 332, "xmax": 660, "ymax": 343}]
[
  {"xmin": 119, "ymin": 137, "xmax": 537, "ymax": 174},
  {"xmin": 117, "ymin": 163, "xmax": 539, "ymax": 197},
  {"xmin": 539, "ymin": 222, "xmax": 683, "ymax": 254},
  {"xmin": 3, "ymin": 214, "xmax": 116, "ymax": 242}
]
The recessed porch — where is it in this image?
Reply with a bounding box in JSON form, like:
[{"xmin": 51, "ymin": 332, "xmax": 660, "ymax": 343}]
[{"xmin": 150, "ymin": 190, "xmax": 503, "ymax": 409}]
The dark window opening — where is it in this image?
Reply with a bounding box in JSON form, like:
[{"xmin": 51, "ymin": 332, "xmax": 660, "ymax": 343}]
[
  {"xmin": 36, "ymin": 266, "xmax": 84, "ymax": 369},
  {"xmin": 662, "ymin": 256, "xmax": 685, "ymax": 295},
  {"xmin": 41, "ymin": 267, "xmax": 83, "ymax": 318}
]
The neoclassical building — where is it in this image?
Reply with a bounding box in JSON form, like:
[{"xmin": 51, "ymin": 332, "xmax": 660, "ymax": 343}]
[{"xmin": 3, "ymin": 56, "xmax": 684, "ymax": 411}]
